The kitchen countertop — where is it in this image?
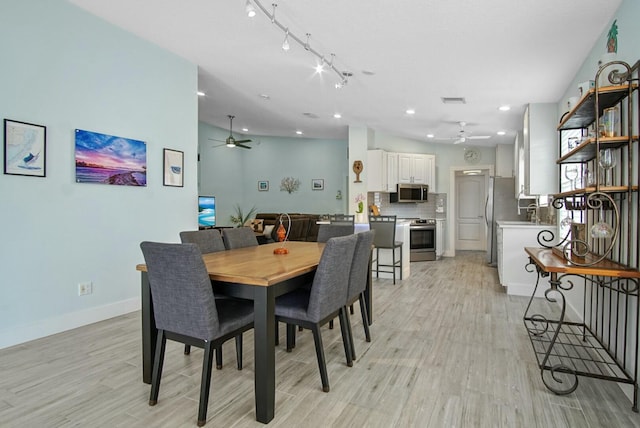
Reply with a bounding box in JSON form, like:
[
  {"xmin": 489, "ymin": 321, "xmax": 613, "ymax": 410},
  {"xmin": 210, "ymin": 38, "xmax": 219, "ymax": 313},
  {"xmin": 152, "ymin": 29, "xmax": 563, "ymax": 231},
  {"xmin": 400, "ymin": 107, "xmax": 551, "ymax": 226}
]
[{"xmin": 497, "ymin": 220, "xmax": 555, "ymax": 228}]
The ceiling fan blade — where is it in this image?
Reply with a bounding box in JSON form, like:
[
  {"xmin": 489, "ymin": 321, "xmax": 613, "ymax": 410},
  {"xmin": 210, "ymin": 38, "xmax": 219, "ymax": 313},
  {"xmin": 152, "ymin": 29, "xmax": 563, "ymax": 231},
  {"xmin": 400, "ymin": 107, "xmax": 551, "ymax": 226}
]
[
  {"xmin": 234, "ymin": 139, "xmax": 252, "ymax": 144},
  {"xmin": 236, "ymin": 143, "xmax": 252, "ymax": 149},
  {"xmin": 467, "ymin": 135, "xmax": 491, "ymax": 140},
  {"xmin": 208, "ymin": 137, "xmax": 225, "ymax": 143}
]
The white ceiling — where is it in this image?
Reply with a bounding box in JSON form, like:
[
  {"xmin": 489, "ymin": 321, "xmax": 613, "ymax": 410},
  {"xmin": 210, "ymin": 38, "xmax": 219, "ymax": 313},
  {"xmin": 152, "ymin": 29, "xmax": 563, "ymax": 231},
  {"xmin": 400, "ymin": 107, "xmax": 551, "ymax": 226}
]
[{"xmin": 69, "ymin": 0, "xmax": 621, "ymax": 146}]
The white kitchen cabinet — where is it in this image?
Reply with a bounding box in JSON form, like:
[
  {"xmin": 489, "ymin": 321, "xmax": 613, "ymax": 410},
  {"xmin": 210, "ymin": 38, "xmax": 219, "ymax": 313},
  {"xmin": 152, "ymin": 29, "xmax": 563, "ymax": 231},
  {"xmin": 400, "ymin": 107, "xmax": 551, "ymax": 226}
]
[
  {"xmin": 495, "ymin": 144, "xmax": 514, "ymax": 178},
  {"xmin": 435, "ymin": 219, "xmax": 445, "ymax": 258},
  {"xmin": 496, "ymin": 221, "xmax": 555, "ymax": 297},
  {"xmin": 387, "ymin": 152, "xmax": 398, "ymax": 192},
  {"xmin": 523, "ymin": 103, "xmax": 557, "ymax": 195},
  {"xmin": 367, "ymin": 149, "xmax": 388, "ymax": 192},
  {"xmin": 398, "ymin": 153, "xmax": 435, "ymax": 187}
]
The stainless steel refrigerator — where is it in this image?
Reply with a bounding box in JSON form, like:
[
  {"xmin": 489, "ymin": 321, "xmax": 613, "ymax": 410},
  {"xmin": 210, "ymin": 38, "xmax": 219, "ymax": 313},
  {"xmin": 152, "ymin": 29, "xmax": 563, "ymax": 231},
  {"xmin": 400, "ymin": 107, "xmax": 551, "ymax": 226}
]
[{"xmin": 485, "ymin": 176, "xmax": 528, "ymax": 266}]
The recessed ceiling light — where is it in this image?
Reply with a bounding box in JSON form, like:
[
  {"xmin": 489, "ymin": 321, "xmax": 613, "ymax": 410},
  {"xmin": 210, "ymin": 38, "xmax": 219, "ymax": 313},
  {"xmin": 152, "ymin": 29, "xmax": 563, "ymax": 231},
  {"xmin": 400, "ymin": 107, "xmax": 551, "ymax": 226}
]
[
  {"xmin": 259, "ymin": 93, "xmax": 270, "ymax": 100},
  {"xmin": 498, "ymin": 105, "xmax": 511, "ymax": 111},
  {"xmin": 406, "ymin": 109, "xmax": 415, "ymax": 115},
  {"xmin": 295, "ymin": 130, "xmax": 303, "ymax": 135},
  {"xmin": 333, "ymin": 113, "xmax": 342, "ymax": 119},
  {"xmin": 497, "ymin": 131, "xmax": 506, "ymax": 135},
  {"xmin": 242, "ymin": 127, "xmax": 249, "ymax": 132},
  {"xmin": 426, "ymin": 134, "xmax": 434, "ymax": 138},
  {"xmin": 197, "ymin": 91, "xmax": 205, "ymax": 96}
]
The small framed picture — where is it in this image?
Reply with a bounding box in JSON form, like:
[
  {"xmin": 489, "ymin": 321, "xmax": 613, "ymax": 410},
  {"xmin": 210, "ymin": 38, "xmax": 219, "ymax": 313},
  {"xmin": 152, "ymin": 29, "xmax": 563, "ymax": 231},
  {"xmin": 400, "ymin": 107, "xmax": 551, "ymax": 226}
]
[
  {"xmin": 4, "ymin": 119, "xmax": 47, "ymax": 177},
  {"xmin": 258, "ymin": 180, "xmax": 269, "ymax": 191},
  {"xmin": 312, "ymin": 178, "xmax": 324, "ymax": 190},
  {"xmin": 163, "ymin": 148, "xmax": 184, "ymax": 187}
]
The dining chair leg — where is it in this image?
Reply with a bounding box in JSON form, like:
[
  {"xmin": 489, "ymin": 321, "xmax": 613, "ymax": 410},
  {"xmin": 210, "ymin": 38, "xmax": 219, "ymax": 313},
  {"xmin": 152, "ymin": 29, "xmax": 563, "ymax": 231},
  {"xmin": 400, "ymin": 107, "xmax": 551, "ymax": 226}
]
[
  {"xmin": 149, "ymin": 330, "xmax": 167, "ymax": 406},
  {"xmin": 328, "ymin": 319, "xmax": 334, "ymax": 329},
  {"xmin": 275, "ymin": 321, "xmax": 279, "ymax": 346},
  {"xmin": 350, "ymin": 304, "xmax": 354, "ymax": 315},
  {"xmin": 286, "ymin": 323, "xmax": 296, "ymax": 352},
  {"xmin": 338, "ymin": 308, "xmax": 354, "ymax": 366},
  {"xmin": 215, "ymin": 345, "xmax": 223, "ymax": 370},
  {"xmin": 310, "ymin": 326, "xmax": 330, "ymax": 392},
  {"xmin": 184, "ymin": 344, "xmax": 191, "ymax": 355},
  {"xmin": 235, "ymin": 334, "xmax": 243, "ymax": 370},
  {"xmin": 197, "ymin": 341, "xmax": 215, "ymax": 427},
  {"xmin": 392, "ymin": 248, "xmax": 396, "ymax": 285},
  {"xmin": 359, "ymin": 293, "xmax": 371, "ymax": 342}
]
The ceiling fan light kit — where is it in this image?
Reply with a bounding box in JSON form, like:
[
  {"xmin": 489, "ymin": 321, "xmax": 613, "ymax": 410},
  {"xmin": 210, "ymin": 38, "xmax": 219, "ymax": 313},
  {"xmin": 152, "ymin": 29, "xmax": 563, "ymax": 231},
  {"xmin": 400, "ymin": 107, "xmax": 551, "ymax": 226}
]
[
  {"xmin": 246, "ymin": 0, "xmax": 348, "ymax": 88},
  {"xmin": 210, "ymin": 115, "xmax": 252, "ymax": 149}
]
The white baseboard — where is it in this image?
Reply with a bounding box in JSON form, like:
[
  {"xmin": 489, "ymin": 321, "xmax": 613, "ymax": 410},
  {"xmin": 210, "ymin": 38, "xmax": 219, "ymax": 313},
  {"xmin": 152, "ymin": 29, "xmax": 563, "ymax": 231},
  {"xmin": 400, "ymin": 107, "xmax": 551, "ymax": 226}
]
[{"xmin": 0, "ymin": 297, "xmax": 141, "ymax": 350}]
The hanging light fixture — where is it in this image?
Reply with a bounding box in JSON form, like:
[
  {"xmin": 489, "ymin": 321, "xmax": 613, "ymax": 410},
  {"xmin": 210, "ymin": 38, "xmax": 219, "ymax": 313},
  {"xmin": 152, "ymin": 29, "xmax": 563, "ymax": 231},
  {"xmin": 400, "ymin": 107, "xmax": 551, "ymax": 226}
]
[
  {"xmin": 247, "ymin": 1, "xmax": 348, "ymax": 88},
  {"xmin": 245, "ymin": 0, "xmax": 256, "ymax": 17},
  {"xmin": 282, "ymin": 29, "xmax": 290, "ymax": 51}
]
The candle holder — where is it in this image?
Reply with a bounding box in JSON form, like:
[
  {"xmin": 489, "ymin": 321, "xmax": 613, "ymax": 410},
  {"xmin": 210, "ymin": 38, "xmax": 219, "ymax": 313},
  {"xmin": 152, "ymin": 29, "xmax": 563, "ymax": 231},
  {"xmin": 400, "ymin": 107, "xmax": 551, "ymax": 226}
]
[{"xmin": 274, "ymin": 213, "xmax": 291, "ymax": 254}]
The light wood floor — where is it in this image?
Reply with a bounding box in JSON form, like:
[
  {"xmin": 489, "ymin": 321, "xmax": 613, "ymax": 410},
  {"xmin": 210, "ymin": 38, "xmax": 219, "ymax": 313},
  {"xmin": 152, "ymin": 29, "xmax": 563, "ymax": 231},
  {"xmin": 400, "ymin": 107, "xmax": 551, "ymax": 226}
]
[{"xmin": 1, "ymin": 252, "xmax": 639, "ymax": 427}]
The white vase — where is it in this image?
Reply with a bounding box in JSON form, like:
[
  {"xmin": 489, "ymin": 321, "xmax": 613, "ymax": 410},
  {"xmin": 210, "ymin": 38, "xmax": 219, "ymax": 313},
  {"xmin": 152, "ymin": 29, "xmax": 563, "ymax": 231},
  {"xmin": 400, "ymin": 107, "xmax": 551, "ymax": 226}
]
[{"xmin": 355, "ymin": 212, "xmax": 367, "ymax": 224}]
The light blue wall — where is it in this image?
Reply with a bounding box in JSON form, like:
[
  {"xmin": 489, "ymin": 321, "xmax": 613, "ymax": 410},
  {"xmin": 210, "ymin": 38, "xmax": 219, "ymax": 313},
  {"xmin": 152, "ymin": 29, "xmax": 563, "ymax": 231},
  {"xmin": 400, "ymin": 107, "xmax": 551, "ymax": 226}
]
[
  {"xmin": 0, "ymin": 0, "xmax": 198, "ymax": 348},
  {"xmin": 199, "ymin": 121, "xmax": 348, "ymax": 225}
]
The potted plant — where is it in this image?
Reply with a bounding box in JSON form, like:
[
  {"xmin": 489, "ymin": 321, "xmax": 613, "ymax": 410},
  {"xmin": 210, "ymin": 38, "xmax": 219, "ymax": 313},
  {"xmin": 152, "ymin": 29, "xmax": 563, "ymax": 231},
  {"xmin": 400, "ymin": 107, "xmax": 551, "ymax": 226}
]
[{"xmin": 230, "ymin": 204, "xmax": 257, "ymax": 227}]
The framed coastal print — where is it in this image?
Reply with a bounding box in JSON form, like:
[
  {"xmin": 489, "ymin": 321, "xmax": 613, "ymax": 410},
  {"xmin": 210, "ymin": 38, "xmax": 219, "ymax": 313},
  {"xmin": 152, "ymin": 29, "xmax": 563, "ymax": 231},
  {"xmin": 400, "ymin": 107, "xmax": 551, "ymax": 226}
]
[
  {"xmin": 258, "ymin": 180, "xmax": 269, "ymax": 191},
  {"xmin": 75, "ymin": 129, "xmax": 147, "ymax": 186},
  {"xmin": 163, "ymin": 148, "xmax": 184, "ymax": 187},
  {"xmin": 4, "ymin": 119, "xmax": 46, "ymax": 177},
  {"xmin": 312, "ymin": 178, "xmax": 324, "ymax": 190}
]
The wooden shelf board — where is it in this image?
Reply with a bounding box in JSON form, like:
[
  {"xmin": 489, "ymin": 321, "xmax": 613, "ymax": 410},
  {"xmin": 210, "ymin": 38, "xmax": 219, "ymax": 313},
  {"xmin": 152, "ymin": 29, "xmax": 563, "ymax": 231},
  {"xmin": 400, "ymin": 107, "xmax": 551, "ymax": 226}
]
[
  {"xmin": 525, "ymin": 247, "xmax": 640, "ymax": 278},
  {"xmin": 552, "ymin": 186, "xmax": 638, "ymax": 198},
  {"xmin": 557, "ymin": 136, "xmax": 638, "ymax": 164},
  {"xmin": 558, "ymin": 84, "xmax": 638, "ymax": 130}
]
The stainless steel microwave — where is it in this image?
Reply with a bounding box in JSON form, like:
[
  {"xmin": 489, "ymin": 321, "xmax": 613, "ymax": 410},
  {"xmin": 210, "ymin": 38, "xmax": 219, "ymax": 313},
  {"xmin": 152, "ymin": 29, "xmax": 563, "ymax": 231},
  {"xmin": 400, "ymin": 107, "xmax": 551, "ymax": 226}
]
[{"xmin": 390, "ymin": 184, "xmax": 428, "ymax": 203}]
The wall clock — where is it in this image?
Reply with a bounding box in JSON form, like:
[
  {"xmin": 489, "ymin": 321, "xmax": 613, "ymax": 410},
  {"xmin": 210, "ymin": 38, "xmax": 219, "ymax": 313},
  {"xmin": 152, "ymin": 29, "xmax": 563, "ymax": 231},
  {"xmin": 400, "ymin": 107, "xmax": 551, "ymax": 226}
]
[{"xmin": 464, "ymin": 148, "xmax": 480, "ymax": 164}]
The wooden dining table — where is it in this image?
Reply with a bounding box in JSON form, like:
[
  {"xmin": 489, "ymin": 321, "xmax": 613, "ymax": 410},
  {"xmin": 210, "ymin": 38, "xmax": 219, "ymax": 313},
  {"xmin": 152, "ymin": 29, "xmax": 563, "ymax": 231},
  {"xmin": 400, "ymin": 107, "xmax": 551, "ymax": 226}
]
[{"xmin": 136, "ymin": 240, "xmax": 372, "ymax": 424}]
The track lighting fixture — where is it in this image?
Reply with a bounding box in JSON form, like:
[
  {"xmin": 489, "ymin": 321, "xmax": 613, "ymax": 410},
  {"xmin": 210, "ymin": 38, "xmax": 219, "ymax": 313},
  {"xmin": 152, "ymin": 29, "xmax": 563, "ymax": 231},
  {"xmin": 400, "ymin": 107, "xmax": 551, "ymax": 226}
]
[
  {"xmin": 245, "ymin": 0, "xmax": 256, "ymax": 17},
  {"xmin": 304, "ymin": 33, "xmax": 311, "ymax": 51},
  {"xmin": 247, "ymin": 0, "xmax": 347, "ymax": 88}
]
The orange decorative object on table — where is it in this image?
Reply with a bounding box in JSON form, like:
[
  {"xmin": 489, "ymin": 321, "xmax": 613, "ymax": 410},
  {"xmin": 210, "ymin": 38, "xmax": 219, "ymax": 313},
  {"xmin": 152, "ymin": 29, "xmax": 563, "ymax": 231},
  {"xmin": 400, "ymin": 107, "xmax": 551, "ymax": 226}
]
[{"xmin": 274, "ymin": 214, "xmax": 290, "ymax": 254}]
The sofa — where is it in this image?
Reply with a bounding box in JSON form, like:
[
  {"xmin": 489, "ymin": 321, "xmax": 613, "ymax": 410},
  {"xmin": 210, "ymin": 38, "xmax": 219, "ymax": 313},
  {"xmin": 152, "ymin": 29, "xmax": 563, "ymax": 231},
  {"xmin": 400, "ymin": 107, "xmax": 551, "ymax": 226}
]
[{"xmin": 254, "ymin": 213, "xmax": 322, "ymax": 243}]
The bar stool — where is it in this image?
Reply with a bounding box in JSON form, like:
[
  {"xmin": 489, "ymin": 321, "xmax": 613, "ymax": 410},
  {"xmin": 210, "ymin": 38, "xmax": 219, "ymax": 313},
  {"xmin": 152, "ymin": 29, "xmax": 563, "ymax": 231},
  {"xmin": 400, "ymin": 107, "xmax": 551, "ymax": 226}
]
[{"xmin": 369, "ymin": 215, "xmax": 402, "ymax": 284}]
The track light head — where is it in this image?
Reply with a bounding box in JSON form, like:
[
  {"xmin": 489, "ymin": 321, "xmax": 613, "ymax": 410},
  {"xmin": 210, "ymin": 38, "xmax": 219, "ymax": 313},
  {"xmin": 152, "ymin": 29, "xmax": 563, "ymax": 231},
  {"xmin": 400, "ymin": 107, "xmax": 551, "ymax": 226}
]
[
  {"xmin": 282, "ymin": 29, "xmax": 290, "ymax": 51},
  {"xmin": 245, "ymin": 0, "xmax": 256, "ymax": 17}
]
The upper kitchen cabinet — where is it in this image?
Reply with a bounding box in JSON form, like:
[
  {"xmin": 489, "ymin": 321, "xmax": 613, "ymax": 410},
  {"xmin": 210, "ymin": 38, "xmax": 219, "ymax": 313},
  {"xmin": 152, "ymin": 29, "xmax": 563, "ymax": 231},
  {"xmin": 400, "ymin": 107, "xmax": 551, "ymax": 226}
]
[
  {"xmin": 495, "ymin": 144, "xmax": 514, "ymax": 178},
  {"xmin": 367, "ymin": 149, "xmax": 388, "ymax": 192},
  {"xmin": 523, "ymin": 103, "xmax": 558, "ymax": 195},
  {"xmin": 398, "ymin": 153, "xmax": 435, "ymax": 187}
]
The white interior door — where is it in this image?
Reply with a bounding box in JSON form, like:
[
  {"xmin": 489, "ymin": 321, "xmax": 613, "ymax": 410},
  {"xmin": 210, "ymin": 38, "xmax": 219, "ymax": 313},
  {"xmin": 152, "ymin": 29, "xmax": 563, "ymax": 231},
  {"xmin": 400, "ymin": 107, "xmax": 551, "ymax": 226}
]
[{"xmin": 455, "ymin": 174, "xmax": 487, "ymax": 251}]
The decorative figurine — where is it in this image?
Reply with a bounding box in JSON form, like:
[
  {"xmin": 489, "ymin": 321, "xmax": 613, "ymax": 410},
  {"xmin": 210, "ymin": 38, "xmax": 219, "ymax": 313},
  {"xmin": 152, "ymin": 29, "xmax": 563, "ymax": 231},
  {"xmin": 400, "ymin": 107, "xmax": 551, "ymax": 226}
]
[{"xmin": 352, "ymin": 160, "xmax": 363, "ymax": 182}]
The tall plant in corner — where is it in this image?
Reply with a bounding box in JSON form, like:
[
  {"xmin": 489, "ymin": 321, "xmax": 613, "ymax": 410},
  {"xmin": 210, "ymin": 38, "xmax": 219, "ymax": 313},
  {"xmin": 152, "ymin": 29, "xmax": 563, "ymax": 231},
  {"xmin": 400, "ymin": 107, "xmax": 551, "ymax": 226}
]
[{"xmin": 230, "ymin": 204, "xmax": 257, "ymax": 227}]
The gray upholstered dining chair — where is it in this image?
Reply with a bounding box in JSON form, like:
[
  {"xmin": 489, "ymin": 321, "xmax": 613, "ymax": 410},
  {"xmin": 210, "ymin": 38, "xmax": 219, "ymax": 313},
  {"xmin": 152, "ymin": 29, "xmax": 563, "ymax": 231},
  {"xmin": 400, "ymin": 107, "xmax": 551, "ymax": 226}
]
[
  {"xmin": 140, "ymin": 241, "xmax": 254, "ymax": 427},
  {"xmin": 179, "ymin": 229, "xmax": 236, "ymax": 365},
  {"xmin": 316, "ymin": 223, "xmax": 354, "ymax": 243},
  {"xmin": 179, "ymin": 229, "xmax": 226, "ymax": 254},
  {"xmin": 344, "ymin": 230, "xmax": 375, "ymax": 360},
  {"xmin": 222, "ymin": 227, "xmax": 259, "ymax": 250},
  {"xmin": 274, "ymin": 234, "xmax": 357, "ymax": 392},
  {"xmin": 369, "ymin": 215, "xmax": 402, "ymax": 284}
]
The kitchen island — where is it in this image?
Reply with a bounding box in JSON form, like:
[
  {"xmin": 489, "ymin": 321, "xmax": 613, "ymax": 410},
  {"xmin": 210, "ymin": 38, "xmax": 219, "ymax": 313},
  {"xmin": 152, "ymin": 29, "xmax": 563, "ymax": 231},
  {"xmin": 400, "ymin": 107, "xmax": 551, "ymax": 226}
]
[{"xmin": 496, "ymin": 221, "xmax": 556, "ymax": 296}]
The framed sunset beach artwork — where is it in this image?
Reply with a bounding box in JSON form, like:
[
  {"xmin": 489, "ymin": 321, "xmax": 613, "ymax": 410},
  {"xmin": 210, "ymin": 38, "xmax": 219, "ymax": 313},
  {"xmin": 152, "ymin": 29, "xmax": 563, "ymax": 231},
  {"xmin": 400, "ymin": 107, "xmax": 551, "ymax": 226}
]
[{"xmin": 75, "ymin": 129, "xmax": 147, "ymax": 186}]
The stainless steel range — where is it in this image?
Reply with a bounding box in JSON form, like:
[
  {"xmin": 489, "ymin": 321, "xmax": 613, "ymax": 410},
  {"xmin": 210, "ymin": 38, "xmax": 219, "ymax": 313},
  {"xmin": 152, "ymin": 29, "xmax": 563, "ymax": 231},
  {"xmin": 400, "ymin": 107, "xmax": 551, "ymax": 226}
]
[{"xmin": 409, "ymin": 218, "xmax": 436, "ymax": 261}]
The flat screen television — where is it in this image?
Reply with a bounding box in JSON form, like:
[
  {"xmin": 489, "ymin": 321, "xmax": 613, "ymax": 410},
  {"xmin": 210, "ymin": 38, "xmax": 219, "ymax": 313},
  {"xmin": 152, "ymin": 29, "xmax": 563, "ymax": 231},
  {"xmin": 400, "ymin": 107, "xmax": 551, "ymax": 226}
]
[{"xmin": 198, "ymin": 196, "xmax": 216, "ymax": 227}]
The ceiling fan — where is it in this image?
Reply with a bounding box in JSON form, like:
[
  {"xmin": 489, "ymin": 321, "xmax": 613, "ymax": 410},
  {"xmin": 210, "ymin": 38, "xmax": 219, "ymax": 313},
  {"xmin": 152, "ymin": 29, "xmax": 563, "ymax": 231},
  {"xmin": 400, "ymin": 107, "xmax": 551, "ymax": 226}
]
[
  {"xmin": 209, "ymin": 115, "xmax": 252, "ymax": 149},
  {"xmin": 447, "ymin": 121, "xmax": 491, "ymax": 144}
]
